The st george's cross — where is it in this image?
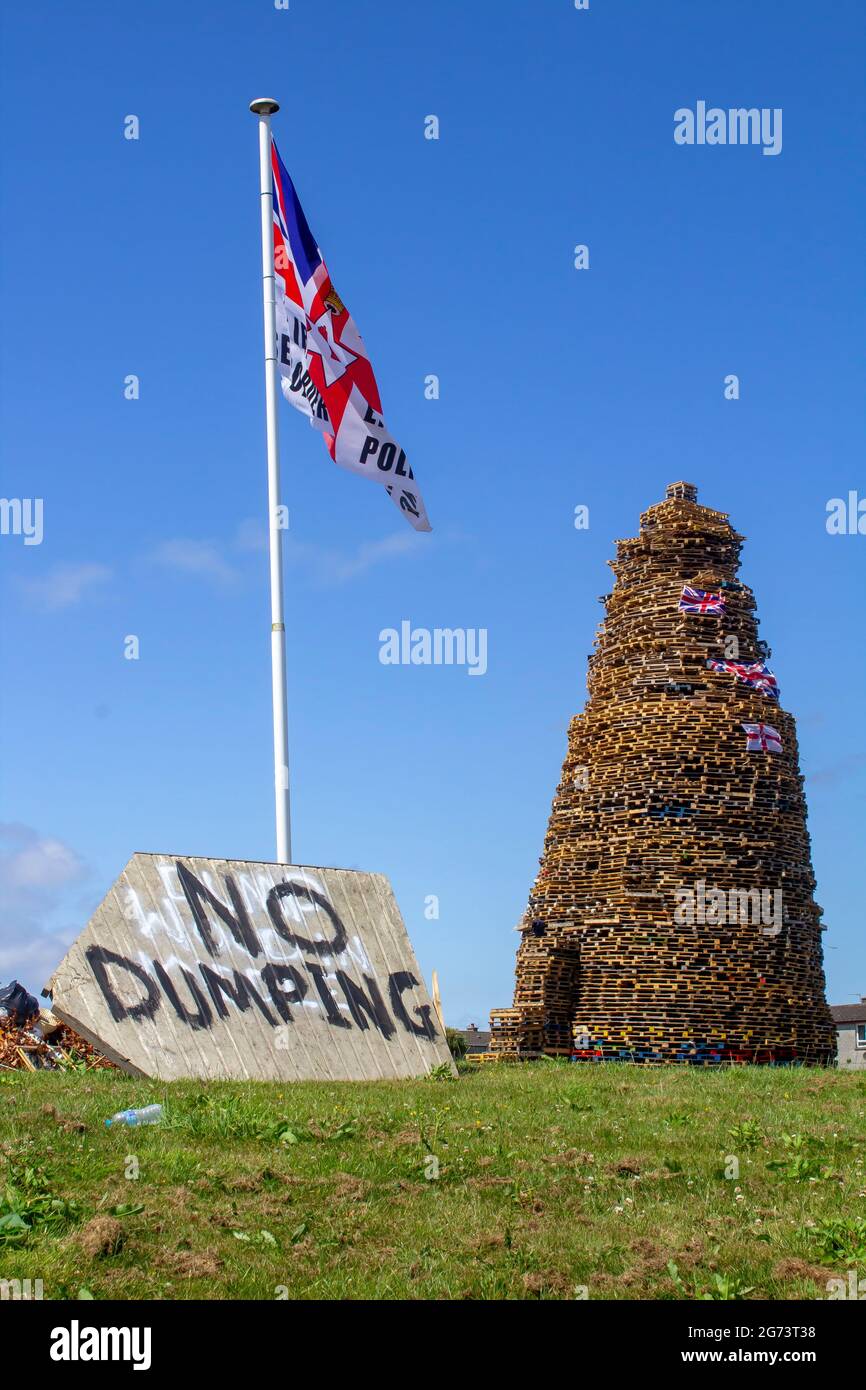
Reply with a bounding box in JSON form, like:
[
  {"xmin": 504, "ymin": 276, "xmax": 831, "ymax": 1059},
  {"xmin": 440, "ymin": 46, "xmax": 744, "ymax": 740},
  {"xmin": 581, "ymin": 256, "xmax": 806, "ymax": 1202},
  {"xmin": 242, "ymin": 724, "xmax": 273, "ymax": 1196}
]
[{"xmin": 742, "ymin": 722, "xmax": 783, "ymax": 753}]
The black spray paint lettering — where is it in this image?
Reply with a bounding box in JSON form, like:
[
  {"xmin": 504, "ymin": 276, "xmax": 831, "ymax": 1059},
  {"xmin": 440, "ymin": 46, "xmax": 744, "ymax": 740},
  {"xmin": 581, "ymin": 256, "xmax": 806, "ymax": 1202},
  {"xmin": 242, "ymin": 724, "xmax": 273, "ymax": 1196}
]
[
  {"xmin": 86, "ymin": 945, "xmax": 160, "ymax": 1024},
  {"xmin": 336, "ymin": 971, "xmax": 396, "ymax": 1039},
  {"xmin": 199, "ymin": 964, "xmax": 276, "ymax": 1027},
  {"xmin": 86, "ymin": 865, "xmax": 438, "ymax": 1041},
  {"xmin": 304, "ymin": 961, "xmax": 351, "ymax": 1029},
  {"xmin": 388, "ymin": 972, "xmax": 438, "ymax": 1039},
  {"xmin": 260, "ymin": 962, "xmax": 308, "ymax": 1022},
  {"xmin": 176, "ymin": 862, "xmax": 348, "ymax": 961},
  {"xmin": 151, "ymin": 958, "xmax": 212, "ymax": 1031},
  {"xmin": 266, "ymin": 880, "xmax": 348, "ymax": 957},
  {"xmin": 85, "ymin": 949, "xmax": 440, "ymax": 1042},
  {"xmin": 175, "ymin": 862, "xmax": 261, "ymax": 959}
]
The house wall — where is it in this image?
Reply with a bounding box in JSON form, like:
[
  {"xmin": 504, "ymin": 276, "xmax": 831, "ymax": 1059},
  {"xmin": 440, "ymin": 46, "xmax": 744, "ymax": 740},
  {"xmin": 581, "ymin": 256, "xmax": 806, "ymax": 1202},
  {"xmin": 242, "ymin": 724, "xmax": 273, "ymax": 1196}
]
[{"xmin": 836, "ymin": 1023, "xmax": 866, "ymax": 1069}]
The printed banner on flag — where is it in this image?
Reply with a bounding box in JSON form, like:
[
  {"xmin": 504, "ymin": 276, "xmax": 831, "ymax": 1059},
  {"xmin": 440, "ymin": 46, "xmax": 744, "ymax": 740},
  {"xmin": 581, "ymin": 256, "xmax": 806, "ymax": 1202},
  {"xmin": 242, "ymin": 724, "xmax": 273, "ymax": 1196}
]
[
  {"xmin": 742, "ymin": 722, "xmax": 783, "ymax": 753},
  {"xmin": 270, "ymin": 139, "xmax": 430, "ymax": 532},
  {"xmin": 679, "ymin": 585, "xmax": 725, "ymax": 615}
]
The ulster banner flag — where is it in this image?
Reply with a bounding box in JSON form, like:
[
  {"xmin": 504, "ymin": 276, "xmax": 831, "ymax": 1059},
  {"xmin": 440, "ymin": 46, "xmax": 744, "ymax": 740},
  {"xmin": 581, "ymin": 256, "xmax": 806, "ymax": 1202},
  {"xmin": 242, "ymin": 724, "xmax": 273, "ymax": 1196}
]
[{"xmin": 270, "ymin": 139, "xmax": 431, "ymax": 531}]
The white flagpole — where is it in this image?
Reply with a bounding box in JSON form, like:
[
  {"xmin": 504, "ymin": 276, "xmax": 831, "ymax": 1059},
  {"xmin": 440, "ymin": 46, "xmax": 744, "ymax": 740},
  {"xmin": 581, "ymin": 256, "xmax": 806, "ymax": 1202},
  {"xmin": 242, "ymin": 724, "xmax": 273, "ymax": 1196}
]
[{"xmin": 250, "ymin": 97, "xmax": 291, "ymax": 864}]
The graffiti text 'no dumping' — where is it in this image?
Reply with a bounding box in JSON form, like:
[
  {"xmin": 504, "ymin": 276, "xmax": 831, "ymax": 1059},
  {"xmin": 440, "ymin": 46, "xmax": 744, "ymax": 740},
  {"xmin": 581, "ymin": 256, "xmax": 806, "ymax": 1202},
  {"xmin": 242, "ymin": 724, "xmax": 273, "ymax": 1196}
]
[{"xmin": 85, "ymin": 862, "xmax": 438, "ymax": 1042}]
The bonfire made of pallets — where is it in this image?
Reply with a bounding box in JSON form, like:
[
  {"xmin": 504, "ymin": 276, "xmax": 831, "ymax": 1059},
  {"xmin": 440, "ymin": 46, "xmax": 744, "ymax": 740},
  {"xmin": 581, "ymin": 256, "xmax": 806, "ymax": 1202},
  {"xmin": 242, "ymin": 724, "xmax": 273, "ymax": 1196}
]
[{"xmin": 487, "ymin": 482, "xmax": 836, "ymax": 1065}]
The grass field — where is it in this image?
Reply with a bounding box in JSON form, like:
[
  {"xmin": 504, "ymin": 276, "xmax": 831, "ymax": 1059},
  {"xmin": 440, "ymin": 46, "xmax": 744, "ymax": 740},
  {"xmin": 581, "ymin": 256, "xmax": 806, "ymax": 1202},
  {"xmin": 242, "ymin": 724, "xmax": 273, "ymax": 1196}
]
[{"xmin": 1, "ymin": 1062, "xmax": 864, "ymax": 1300}]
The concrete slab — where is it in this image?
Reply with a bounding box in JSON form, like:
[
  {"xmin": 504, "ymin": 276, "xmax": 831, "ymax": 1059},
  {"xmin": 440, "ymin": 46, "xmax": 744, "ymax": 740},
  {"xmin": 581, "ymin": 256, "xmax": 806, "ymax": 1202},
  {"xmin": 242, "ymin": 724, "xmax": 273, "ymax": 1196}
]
[{"xmin": 45, "ymin": 854, "xmax": 454, "ymax": 1081}]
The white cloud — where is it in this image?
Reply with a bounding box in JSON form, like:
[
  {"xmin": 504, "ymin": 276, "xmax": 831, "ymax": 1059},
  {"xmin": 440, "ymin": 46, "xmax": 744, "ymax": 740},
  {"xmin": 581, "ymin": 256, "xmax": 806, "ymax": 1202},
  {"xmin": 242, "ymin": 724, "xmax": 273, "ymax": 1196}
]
[
  {"xmin": 285, "ymin": 532, "xmax": 424, "ymax": 587},
  {"xmin": 235, "ymin": 518, "xmax": 268, "ymax": 553},
  {"xmin": 0, "ymin": 824, "xmax": 89, "ymax": 991},
  {"xmin": 149, "ymin": 538, "xmax": 239, "ymax": 587},
  {"xmin": 4, "ymin": 835, "xmax": 83, "ymax": 890},
  {"xmin": 149, "ymin": 525, "xmax": 429, "ymax": 592},
  {"xmin": 18, "ymin": 562, "xmax": 112, "ymax": 611},
  {"xmin": 0, "ymin": 931, "xmax": 77, "ymax": 994}
]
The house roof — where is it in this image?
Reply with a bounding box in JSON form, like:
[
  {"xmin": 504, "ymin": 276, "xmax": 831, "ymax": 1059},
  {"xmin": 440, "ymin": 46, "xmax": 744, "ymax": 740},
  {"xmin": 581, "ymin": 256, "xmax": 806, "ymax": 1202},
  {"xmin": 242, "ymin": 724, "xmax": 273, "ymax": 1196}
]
[{"xmin": 830, "ymin": 1003, "xmax": 866, "ymax": 1024}]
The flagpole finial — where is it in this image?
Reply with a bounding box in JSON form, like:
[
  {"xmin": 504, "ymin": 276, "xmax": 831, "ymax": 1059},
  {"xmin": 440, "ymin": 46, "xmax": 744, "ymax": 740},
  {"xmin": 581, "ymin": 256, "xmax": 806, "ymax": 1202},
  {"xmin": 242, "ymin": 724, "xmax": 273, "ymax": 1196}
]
[{"xmin": 250, "ymin": 97, "xmax": 280, "ymax": 116}]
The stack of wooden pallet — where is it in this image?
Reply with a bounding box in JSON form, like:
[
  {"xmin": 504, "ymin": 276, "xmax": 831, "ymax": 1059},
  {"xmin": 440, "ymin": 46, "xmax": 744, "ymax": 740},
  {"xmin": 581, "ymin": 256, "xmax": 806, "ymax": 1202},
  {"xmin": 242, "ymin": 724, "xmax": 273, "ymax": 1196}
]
[{"xmin": 488, "ymin": 483, "xmax": 836, "ymax": 1064}]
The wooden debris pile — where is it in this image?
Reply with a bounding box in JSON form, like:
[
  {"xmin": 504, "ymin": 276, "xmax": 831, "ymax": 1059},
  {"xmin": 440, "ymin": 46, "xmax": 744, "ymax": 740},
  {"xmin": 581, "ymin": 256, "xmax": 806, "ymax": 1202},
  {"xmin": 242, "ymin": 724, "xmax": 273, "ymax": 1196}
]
[
  {"xmin": 488, "ymin": 482, "xmax": 836, "ymax": 1064},
  {"xmin": 0, "ymin": 1009, "xmax": 115, "ymax": 1072}
]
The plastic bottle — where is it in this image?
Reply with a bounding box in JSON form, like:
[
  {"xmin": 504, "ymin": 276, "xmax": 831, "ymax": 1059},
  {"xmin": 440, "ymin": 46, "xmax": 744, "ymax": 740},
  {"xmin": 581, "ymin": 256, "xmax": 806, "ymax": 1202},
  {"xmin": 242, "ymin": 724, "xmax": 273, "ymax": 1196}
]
[{"xmin": 104, "ymin": 1104, "xmax": 163, "ymax": 1128}]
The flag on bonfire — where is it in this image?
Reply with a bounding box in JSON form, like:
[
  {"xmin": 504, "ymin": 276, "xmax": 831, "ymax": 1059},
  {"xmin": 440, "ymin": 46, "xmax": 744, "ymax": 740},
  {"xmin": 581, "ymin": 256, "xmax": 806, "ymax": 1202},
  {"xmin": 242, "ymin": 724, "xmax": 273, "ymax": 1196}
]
[
  {"xmin": 742, "ymin": 722, "xmax": 783, "ymax": 753},
  {"xmin": 679, "ymin": 585, "xmax": 725, "ymax": 615},
  {"xmin": 707, "ymin": 658, "xmax": 780, "ymax": 700},
  {"xmin": 270, "ymin": 138, "xmax": 430, "ymax": 531}
]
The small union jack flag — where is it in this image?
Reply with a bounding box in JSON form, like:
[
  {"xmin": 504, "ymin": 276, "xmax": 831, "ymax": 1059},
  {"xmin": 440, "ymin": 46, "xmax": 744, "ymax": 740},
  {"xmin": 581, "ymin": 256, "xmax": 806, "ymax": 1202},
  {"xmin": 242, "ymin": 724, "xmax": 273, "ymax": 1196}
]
[
  {"xmin": 707, "ymin": 658, "xmax": 780, "ymax": 701},
  {"xmin": 679, "ymin": 586, "xmax": 725, "ymax": 615},
  {"xmin": 742, "ymin": 722, "xmax": 783, "ymax": 753}
]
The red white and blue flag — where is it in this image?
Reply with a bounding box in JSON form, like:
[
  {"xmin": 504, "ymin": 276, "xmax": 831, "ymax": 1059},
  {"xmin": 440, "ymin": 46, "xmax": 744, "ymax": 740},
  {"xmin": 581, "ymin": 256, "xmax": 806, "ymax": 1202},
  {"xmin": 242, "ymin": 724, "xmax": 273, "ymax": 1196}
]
[
  {"xmin": 270, "ymin": 139, "xmax": 431, "ymax": 531},
  {"xmin": 679, "ymin": 586, "xmax": 725, "ymax": 615},
  {"xmin": 707, "ymin": 658, "xmax": 780, "ymax": 701},
  {"xmin": 742, "ymin": 722, "xmax": 783, "ymax": 753}
]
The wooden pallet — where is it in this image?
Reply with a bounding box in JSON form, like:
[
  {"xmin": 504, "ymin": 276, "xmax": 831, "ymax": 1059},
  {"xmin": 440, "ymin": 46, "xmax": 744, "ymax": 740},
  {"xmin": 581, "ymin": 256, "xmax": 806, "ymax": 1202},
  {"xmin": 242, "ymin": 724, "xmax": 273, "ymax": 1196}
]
[{"xmin": 489, "ymin": 483, "xmax": 836, "ymax": 1065}]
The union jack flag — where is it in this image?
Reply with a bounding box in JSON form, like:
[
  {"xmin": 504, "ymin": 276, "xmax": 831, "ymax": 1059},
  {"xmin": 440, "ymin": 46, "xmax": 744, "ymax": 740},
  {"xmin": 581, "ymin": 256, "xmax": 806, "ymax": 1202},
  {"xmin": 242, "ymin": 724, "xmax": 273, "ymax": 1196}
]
[
  {"xmin": 742, "ymin": 722, "xmax": 783, "ymax": 753},
  {"xmin": 707, "ymin": 658, "xmax": 780, "ymax": 700},
  {"xmin": 679, "ymin": 586, "xmax": 725, "ymax": 615},
  {"xmin": 270, "ymin": 138, "xmax": 430, "ymax": 531}
]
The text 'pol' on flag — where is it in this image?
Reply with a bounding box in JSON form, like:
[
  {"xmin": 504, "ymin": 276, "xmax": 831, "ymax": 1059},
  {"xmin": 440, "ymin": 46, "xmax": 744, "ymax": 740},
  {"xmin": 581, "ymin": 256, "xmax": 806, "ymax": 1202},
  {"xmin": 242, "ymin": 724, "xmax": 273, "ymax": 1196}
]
[{"xmin": 270, "ymin": 139, "xmax": 430, "ymax": 531}]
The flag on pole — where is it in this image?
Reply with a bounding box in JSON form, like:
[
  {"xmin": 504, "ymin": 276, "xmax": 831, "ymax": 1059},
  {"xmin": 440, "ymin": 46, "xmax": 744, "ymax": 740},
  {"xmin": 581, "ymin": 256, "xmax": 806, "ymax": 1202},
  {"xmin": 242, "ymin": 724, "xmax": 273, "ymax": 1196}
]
[
  {"xmin": 679, "ymin": 585, "xmax": 725, "ymax": 615},
  {"xmin": 270, "ymin": 139, "xmax": 431, "ymax": 531},
  {"xmin": 742, "ymin": 722, "xmax": 783, "ymax": 753}
]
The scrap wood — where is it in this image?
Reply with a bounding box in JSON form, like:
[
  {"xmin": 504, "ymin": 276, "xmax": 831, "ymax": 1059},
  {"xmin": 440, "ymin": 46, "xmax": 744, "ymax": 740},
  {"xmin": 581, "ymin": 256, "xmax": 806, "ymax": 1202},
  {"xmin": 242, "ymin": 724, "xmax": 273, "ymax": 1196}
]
[
  {"xmin": 0, "ymin": 1013, "xmax": 115, "ymax": 1072},
  {"xmin": 488, "ymin": 482, "xmax": 836, "ymax": 1065}
]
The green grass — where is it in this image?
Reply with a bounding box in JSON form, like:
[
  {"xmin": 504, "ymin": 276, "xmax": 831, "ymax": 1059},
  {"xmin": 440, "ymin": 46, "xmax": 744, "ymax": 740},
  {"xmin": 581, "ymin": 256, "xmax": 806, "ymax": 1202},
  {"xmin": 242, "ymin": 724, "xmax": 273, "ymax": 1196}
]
[{"xmin": 1, "ymin": 1063, "xmax": 864, "ymax": 1300}]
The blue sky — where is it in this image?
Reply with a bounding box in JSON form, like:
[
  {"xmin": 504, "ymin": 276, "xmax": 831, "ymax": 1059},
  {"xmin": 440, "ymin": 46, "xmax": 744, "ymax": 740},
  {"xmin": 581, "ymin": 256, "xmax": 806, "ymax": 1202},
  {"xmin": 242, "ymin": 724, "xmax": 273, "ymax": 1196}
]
[{"xmin": 0, "ymin": 0, "xmax": 863, "ymax": 1022}]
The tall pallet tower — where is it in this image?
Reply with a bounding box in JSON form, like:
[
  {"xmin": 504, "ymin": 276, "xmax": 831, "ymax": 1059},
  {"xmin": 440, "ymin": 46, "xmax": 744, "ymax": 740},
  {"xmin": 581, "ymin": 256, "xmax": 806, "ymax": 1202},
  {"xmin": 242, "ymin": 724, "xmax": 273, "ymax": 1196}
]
[{"xmin": 489, "ymin": 483, "xmax": 835, "ymax": 1065}]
